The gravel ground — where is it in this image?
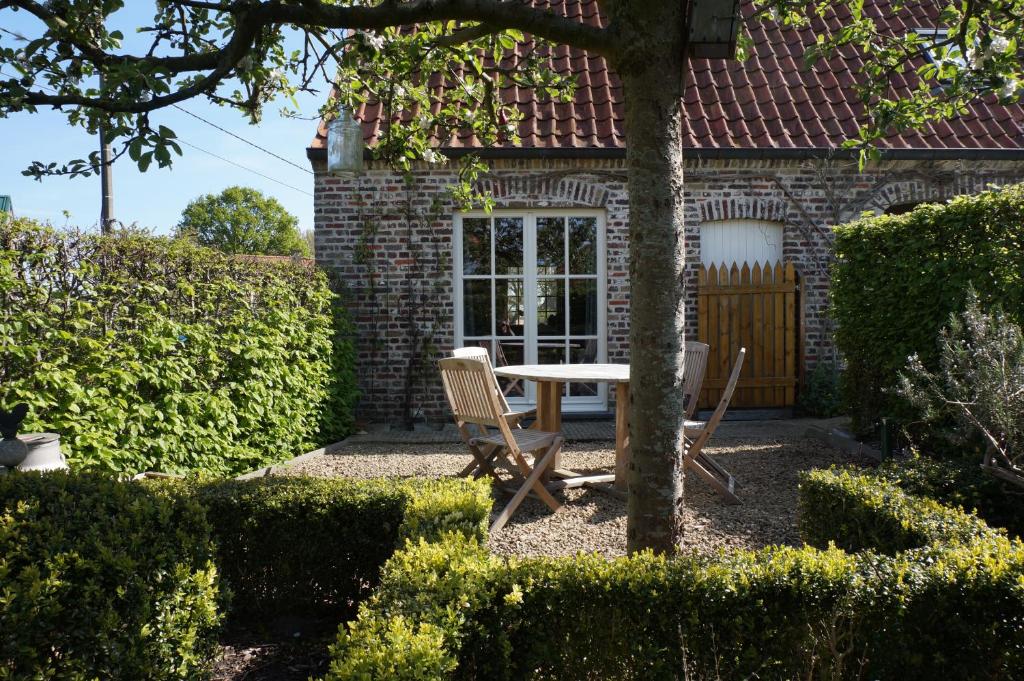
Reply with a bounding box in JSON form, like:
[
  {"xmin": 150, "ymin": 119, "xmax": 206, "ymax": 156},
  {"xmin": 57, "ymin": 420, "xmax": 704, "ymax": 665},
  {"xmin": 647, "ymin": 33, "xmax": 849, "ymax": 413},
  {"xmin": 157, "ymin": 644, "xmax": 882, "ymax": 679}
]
[{"xmin": 280, "ymin": 420, "xmax": 871, "ymax": 558}]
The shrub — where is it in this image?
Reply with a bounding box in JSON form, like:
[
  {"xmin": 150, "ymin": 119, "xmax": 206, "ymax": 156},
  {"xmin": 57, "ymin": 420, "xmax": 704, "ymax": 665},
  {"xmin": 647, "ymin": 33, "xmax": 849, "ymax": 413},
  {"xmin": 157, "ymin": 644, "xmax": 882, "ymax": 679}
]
[
  {"xmin": 195, "ymin": 476, "xmax": 491, "ymax": 617},
  {"xmin": 874, "ymin": 454, "xmax": 1024, "ymax": 538},
  {"xmin": 0, "ymin": 472, "xmax": 221, "ymax": 680},
  {"xmin": 796, "ymin": 360, "xmax": 844, "ymax": 418},
  {"xmin": 830, "ymin": 184, "xmax": 1024, "ymax": 436},
  {"xmin": 798, "ymin": 468, "xmax": 998, "ymax": 553},
  {"xmin": 0, "ymin": 217, "xmax": 358, "ymax": 475},
  {"xmin": 329, "ymin": 473, "xmax": 1024, "ymax": 681},
  {"xmin": 898, "ymin": 294, "xmax": 1024, "ymax": 479}
]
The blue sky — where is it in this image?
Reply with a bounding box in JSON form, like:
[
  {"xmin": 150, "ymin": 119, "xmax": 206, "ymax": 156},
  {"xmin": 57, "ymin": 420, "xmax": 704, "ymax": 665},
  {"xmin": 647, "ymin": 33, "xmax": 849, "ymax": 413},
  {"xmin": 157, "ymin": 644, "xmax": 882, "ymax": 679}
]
[{"xmin": 1, "ymin": 5, "xmax": 326, "ymax": 233}]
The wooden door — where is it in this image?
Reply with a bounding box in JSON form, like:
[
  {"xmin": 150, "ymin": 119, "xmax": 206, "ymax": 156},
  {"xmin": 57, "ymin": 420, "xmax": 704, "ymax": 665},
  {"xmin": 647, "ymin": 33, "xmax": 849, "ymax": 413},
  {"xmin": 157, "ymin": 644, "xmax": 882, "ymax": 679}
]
[{"xmin": 697, "ymin": 261, "xmax": 799, "ymax": 409}]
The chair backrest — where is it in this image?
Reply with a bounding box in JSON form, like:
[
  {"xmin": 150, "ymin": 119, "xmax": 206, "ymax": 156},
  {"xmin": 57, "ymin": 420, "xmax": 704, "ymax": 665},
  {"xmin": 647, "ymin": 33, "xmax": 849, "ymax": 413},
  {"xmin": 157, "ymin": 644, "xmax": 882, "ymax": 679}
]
[
  {"xmin": 451, "ymin": 346, "xmax": 513, "ymax": 413},
  {"xmin": 683, "ymin": 341, "xmax": 710, "ymax": 418},
  {"xmin": 691, "ymin": 348, "xmax": 745, "ymax": 448},
  {"xmin": 452, "ymin": 346, "xmax": 489, "ymax": 360},
  {"xmin": 438, "ymin": 356, "xmax": 506, "ymax": 428}
]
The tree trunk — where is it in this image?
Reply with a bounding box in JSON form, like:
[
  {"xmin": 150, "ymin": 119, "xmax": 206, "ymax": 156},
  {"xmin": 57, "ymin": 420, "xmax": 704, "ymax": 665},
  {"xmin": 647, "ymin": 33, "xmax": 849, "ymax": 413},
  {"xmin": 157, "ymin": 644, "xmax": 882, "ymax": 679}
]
[{"xmin": 611, "ymin": 1, "xmax": 689, "ymax": 554}]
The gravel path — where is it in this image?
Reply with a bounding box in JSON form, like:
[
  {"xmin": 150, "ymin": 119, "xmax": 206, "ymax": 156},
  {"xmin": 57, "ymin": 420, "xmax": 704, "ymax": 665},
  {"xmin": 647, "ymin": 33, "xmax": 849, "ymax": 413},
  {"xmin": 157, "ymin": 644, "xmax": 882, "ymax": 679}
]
[{"xmin": 279, "ymin": 421, "xmax": 870, "ymax": 558}]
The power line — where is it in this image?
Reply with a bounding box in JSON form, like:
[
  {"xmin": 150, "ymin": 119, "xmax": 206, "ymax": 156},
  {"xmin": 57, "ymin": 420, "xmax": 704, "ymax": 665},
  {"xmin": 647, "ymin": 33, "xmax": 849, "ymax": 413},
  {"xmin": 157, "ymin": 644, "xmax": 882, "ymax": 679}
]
[
  {"xmin": 1, "ymin": 68, "xmax": 313, "ymax": 198},
  {"xmin": 172, "ymin": 104, "xmax": 314, "ymax": 175},
  {"xmin": 177, "ymin": 138, "xmax": 313, "ymax": 196}
]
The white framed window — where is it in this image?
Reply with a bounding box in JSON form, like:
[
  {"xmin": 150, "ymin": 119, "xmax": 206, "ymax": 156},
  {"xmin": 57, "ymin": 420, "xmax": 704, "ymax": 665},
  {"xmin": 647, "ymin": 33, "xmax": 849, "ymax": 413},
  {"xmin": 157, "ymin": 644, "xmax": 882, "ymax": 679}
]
[
  {"xmin": 700, "ymin": 219, "xmax": 783, "ymax": 267},
  {"xmin": 454, "ymin": 210, "xmax": 607, "ymax": 412}
]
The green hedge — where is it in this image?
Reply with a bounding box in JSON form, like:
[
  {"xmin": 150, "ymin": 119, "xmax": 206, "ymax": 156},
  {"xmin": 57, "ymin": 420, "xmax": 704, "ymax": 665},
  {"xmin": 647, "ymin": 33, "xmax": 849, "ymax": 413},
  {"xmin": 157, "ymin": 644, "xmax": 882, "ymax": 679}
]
[
  {"xmin": 0, "ymin": 217, "xmax": 358, "ymax": 475},
  {"xmin": 0, "ymin": 472, "xmax": 221, "ymax": 680},
  {"xmin": 874, "ymin": 454, "xmax": 1024, "ymax": 539},
  {"xmin": 797, "ymin": 467, "xmax": 997, "ymax": 553},
  {"xmin": 195, "ymin": 476, "xmax": 491, "ymax": 617},
  {"xmin": 329, "ymin": 473, "xmax": 1024, "ymax": 681},
  {"xmin": 831, "ymin": 184, "xmax": 1024, "ymax": 435}
]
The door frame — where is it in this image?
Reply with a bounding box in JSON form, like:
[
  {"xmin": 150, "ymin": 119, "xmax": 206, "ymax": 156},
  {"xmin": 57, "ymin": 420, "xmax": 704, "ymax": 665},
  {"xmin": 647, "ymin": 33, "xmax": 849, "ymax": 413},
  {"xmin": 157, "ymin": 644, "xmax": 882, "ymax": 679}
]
[{"xmin": 453, "ymin": 209, "xmax": 608, "ymax": 412}]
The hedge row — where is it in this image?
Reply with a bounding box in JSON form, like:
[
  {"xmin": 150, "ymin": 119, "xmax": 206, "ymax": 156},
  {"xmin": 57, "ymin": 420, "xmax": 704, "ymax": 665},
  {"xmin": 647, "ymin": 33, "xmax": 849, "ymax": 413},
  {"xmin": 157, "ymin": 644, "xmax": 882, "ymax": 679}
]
[
  {"xmin": 0, "ymin": 472, "xmax": 221, "ymax": 680},
  {"xmin": 830, "ymin": 183, "xmax": 1024, "ymax": 435},
  {"xmin": 873, "ymin": 454, "xmax": 1024, "ymax": 539},
  {"xmin": 0, "ymin": 472, "xmax": 492, "ymax": 678},
  {"xmin": 330, "ymin": 472, "xmax": 1024, "ymax": 680},
  {"xmin": 0, "ymin": 217, "xmax": 358, "ymax": 475},
  {"xmin": 194, "ymin": 476, "xmax": 491, "ymax": 617}
]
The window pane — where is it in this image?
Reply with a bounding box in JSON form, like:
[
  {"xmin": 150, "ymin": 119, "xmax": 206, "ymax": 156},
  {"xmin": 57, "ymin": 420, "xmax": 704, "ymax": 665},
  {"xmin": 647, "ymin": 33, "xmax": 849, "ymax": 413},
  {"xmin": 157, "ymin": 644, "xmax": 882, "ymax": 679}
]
[
  {"xmin": 569, "ymin": 340, "xmax": 600, "ymax": 396},
  {"xmin": 496, "ymin": 278, "xmax": 525, "ymax": 336},
  {"xmin": 495, "ymin": 340, "xmax": 526, "ymax": 397},
  {"xmin": 462, "ymin": 280, "xmax": 491, "ymax": 336},
  {"xmin": 568, "ymin": 279, "xmax": 598, "ymax": 335},
  {"xmin": 494, "ymin": 217, "xmax": 523, "ymax": 275},
  {"xmin": 568, "ymin": 217, "xmax": 597, "ymax": 274},
  {"xmin": 462, "ymin": 218, "xmax": 490, "ymax": 275},
  {"xmin": 536, "ymin": 279, "xmax": 565, "ymax": 336},
  {"xmin": 536, "ymin": 217, "xmax": 565, "ymax": 275}
]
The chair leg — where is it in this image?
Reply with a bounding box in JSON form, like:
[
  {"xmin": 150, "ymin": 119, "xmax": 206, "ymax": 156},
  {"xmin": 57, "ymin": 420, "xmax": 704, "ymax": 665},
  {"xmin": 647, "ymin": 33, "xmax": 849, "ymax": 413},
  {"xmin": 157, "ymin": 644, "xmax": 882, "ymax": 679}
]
[
  {"xmin": 697, "ymin": 452, "xmax": 741, "ymax": 489},
  {"xmin": 491, "ymin": 441, "xmax": 562, "ymax": 533},
  {"xmin": 464, "ymin": 443, "xmax": 502, "ymax": 482},
  {"xmin": 510, "ymin": 445, "xmax": 561, "ymax": 511},
  {"xmin": 684, "ymin": 453, "xmax": 740, "ymax": 504}
]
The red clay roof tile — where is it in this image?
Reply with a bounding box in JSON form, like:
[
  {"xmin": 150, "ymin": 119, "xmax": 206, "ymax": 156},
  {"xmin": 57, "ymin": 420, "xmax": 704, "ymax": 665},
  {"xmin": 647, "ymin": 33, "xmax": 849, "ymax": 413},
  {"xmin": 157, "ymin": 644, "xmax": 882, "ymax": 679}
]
[{"xmin": 309, "ymin": 0, "xmax": 1024, "ymax": 154}]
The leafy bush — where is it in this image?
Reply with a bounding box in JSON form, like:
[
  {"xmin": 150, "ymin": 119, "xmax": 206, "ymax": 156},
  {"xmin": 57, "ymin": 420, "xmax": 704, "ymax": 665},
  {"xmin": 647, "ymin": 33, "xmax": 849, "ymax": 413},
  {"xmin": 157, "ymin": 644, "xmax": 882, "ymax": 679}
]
[
  {"xmin": 0, "ymin": 472, "xmax": 221, "ymax": 680},
  {"xmin": 798, "ymin": 468, "xmax": 998, "ymax": 553},
  {"xmin": 796, "ymin": 360, "xmax": 844, "ymax": 417},
  {"xmin": 195, "ymin": 476, "xmax": 491, "ymax": 617},
  {"xmin": 319, "ymin": 278, "xmax": 360, "ymax": 444},
  {"xmin": 830, "ymin": 184, "xmax": 1024, "ymax": 435},
  {"xmin": 899, "ymin": 294, "xmax": 1024, "ymax": 480},
  {"xmin": 874, "ymin": 454, "xmax": 1024, "ymax": 538},
  {"xmin": 329, "ymin": 473, "xmax": 1024, "ymax": 681},
  {"xmin": 0, "ymin": 217, "xmax": 358, "ymax": 475}
]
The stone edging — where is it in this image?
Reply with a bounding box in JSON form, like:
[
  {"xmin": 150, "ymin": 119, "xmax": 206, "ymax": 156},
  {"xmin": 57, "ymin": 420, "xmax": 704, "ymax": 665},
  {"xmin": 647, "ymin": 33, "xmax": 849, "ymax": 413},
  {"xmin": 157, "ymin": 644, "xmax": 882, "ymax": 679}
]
[
  {"xmin": 803, "ymin": 425, "xmax": 882, "ymax": 462},
  {"xmin": 234, "ymin": 439, "xmax": 351, "ymax": 480}
]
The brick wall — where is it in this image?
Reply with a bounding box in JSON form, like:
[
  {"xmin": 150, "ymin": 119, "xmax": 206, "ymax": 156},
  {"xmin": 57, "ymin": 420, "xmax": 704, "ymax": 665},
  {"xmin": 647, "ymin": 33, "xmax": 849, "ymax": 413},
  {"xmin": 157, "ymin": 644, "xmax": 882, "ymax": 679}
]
[{"xmin": 313, "ymin": 155, "xmax": 1024, "ymax": 425}]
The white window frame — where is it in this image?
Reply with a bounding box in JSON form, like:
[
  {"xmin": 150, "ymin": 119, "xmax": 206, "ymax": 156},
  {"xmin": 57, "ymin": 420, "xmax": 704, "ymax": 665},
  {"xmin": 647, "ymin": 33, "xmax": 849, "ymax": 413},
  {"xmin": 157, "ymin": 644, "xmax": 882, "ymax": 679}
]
[{"xmin": 453, "ymin": 209, "xmax": 608, "ymax": 412}]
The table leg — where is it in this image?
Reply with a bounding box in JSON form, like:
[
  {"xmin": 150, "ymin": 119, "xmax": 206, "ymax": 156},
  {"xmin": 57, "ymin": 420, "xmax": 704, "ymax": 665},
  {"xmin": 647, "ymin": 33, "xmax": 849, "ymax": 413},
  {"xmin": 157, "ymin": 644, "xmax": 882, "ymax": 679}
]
[
  {"xmin": 535, "ymin": 380, "xmax": 563, "ymax": 479},
  {"xmin": 614, "ymin": 381, "xmax": 630, "ymax": 491}
]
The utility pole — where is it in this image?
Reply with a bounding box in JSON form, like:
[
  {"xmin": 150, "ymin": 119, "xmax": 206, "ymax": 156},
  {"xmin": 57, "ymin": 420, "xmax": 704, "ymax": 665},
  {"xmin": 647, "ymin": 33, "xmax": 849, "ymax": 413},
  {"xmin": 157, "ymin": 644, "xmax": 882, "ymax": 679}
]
[{"xmin": 98, "ymin": 73, "xmax": 114, "ymax": 233}]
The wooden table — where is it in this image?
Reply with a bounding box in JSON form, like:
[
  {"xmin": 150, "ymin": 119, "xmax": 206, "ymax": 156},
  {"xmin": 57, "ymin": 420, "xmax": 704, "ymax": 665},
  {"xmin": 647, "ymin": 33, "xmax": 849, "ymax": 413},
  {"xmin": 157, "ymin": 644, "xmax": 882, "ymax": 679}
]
[{"xmin": 493, "ymin": 363, "xmax": 630, "ymax": 490}]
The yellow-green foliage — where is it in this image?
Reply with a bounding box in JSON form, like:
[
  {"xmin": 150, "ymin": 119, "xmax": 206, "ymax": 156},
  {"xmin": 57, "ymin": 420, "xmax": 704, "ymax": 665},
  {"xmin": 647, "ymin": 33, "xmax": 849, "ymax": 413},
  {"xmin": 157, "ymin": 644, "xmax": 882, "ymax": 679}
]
[
  {"xmin": 329, "ymin": 471, "xmax": 1024, "ymax": 681},
  {"xmin": 0, "ymin": 217, "xmax": 358, "ymax": 475},
  {"xmin": 830, "ymin": 184, "xmax": 1024, "ymax": 434},
  {"xmin": 0, "ymin": 472, "xmax": 221, "ymax": 680}
]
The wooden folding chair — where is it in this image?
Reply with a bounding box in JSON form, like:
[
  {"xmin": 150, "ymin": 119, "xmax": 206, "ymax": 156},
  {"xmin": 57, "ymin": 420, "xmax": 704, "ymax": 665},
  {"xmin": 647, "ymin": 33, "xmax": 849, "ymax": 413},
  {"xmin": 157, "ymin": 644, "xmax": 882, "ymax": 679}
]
[
  {"xmin": 450, "ymin": 346, "xmax": 537, "ymax": 478},
  {"xmin": 439, "ymin": 356, "xmax": 563, "ymax": 532},
  {"xmin": 683, "ymin": 341, "xmax": 710, "ymax": 419},
  {"xmin": 683, "ymin": 348, "xmax": 745, "ymax": 504}
]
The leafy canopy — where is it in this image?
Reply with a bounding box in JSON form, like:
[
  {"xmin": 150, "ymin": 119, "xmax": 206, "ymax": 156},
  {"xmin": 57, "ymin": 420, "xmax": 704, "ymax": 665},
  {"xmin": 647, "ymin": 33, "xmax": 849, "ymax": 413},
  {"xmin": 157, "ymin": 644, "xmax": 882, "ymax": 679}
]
[
  {"xmin": 0, "ymin": 0, "xmax": 1021, "ymax": 177},
  {"xmin": 177, "ymin": 185, "xmax": 308, "ymax": 256}
]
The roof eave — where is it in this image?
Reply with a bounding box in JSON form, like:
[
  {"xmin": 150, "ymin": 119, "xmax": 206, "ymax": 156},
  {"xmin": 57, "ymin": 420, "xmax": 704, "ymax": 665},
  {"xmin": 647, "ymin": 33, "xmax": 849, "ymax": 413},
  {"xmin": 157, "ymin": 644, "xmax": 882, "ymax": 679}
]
[{"xmin": 306, "ymin": 145, "xmax": 1024, "ymax": 164}]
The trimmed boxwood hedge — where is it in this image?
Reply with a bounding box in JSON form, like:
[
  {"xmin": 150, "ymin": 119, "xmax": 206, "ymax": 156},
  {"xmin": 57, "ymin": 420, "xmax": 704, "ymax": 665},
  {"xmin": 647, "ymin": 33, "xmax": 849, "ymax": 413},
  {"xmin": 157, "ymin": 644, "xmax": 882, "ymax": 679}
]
[
  {"xmin": 873, "ymin": 454, "xmax": 1024, "ymax": 539},
  {"xmin": 195, "ymin": 476, "xmax": 492, "ymax": 617},
  {"xmin": 0, "ymin": 472, "xmax": 221, "ymax": 680},
  {"xmin": 0, "ymin": 217, "xmax": 358, "ymax": 476},
  {"xmin": 830, "ymin": 183, "xmax": 1024, "ymax": 436},
  {"xmin": 328, "ymin": 471, "xmax": 1024, "ymax": 681},
  {"xmin": 0, "ymin": 471, "xmax": 491, "ymax": 678}
]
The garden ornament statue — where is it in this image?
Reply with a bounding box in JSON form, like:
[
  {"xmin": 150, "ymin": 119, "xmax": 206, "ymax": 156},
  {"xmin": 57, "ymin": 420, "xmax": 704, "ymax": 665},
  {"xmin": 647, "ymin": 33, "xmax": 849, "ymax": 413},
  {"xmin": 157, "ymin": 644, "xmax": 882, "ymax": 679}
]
[{"xmin": 0, "ymin": 404, "xmax": 30, "ymax": 468}]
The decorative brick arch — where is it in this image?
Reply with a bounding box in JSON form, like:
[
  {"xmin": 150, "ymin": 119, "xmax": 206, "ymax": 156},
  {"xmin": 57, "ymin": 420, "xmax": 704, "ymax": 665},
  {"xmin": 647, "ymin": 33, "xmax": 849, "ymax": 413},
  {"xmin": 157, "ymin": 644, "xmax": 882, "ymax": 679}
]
[
  {"xmin": 864, "ymin": 179, "xmax": 946, "ymax": 214},
  {"xmin": 865, "ymin": 171, "xmax": 1015, "ymax": 214},
  {"xmin": 697, "ymin": 197, "xmax": 788, "ymax": 224},
  {"xmin": 473, "ymin": 173, "xmax": 611, "ymax": 208}
]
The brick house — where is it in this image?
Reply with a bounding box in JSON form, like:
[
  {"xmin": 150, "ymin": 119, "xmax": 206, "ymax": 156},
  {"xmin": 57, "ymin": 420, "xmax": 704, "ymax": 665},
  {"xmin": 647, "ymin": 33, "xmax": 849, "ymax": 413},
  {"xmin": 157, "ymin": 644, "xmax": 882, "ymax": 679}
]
[{"xmin": 307, "ymin": 0, "xmax": 1024, "ymax": 427}]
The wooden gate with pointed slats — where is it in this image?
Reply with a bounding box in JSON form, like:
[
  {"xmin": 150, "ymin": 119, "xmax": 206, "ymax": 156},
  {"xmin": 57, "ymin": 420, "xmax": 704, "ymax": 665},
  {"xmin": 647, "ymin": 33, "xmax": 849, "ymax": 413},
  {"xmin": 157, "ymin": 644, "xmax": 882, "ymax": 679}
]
[{"xmin": 697, "ymin": 261, "xmax": 799, "ymax": 409}]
